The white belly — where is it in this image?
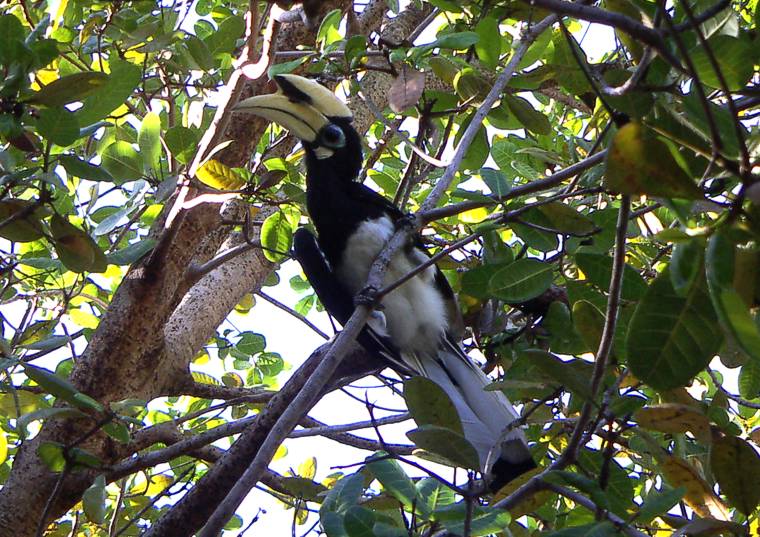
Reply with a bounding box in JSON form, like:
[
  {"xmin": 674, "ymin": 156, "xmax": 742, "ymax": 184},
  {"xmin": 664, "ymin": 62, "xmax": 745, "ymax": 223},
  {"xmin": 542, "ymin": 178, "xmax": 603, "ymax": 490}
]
[{"xmin": 337, "ymin": 216, "xmax": 449, "ymax": 356}]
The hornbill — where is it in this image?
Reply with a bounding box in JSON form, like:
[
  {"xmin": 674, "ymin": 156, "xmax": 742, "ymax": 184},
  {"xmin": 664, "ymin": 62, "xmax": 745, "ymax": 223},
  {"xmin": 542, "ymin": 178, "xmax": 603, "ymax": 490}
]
[{"xmin": 236, "ymin": 74, "xmax": 536, "ymax": 490}]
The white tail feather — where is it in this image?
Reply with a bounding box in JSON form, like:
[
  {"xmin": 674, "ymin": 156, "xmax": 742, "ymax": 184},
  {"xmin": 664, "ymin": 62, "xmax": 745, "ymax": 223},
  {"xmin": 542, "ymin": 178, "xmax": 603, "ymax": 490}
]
[{"xmin": 406, "ymin": 341, "xmax": 532, "ymax": 479}]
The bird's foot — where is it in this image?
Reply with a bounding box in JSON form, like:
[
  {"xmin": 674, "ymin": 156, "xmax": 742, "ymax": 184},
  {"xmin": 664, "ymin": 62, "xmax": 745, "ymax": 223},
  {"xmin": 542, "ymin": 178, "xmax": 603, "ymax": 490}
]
[
  {"xmin": 395, "ymin": 212, "xmax": 417, "ymax": 231},
  {"xmin": 354, "ymin": 285, "xmax": 383, "ymax": 310}
]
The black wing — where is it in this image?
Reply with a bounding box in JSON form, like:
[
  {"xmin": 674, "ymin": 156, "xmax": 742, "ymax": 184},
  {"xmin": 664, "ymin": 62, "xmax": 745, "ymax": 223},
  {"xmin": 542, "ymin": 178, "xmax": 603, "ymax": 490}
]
[{"xmin": 292, "ymin": 227, "xmax": 413, "ymax": 374}]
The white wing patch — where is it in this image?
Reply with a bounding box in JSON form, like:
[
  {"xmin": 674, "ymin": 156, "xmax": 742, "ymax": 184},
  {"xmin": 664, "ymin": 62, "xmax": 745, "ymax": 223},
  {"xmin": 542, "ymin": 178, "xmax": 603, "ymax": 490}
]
[{"xmin": 337, "ymin": 216, "xmax": 449, "ymax": 358}]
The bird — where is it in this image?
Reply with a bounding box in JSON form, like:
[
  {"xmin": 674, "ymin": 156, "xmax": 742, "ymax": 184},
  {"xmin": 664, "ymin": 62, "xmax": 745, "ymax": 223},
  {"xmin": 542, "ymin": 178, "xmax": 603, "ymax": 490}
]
[{"xmin": 235, "ymin": 74, "xmax": 536, "ymax": 490}]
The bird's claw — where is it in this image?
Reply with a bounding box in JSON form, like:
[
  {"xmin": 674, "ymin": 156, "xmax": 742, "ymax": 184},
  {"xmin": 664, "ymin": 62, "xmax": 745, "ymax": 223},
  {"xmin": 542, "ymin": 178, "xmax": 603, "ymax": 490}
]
[
  {"xmin": 355, "ymin": 285, "xmax": 383, "ymax": 309},
  {"xmin": 396, "ymin": 213, "xmax": 416, "ymax": 230}
]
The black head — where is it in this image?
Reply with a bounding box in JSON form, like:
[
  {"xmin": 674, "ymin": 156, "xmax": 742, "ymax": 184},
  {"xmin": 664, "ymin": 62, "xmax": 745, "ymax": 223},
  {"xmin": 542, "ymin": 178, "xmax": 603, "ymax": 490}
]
[{"xmin": 234, "ymin": 74, "xmax": 360, "ymax": 180}]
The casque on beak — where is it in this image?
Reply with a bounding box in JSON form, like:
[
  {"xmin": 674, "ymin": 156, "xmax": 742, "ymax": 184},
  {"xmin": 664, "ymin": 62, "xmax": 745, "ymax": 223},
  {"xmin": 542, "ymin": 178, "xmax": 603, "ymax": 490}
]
[{"xmin": 234, "ymin": 74, "xmax": 352, "ymax": 144}]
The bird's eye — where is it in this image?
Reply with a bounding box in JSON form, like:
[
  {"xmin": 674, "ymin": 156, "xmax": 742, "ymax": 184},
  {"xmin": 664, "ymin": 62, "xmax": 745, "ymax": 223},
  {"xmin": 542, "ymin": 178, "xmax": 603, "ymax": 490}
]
[{"xmin": 320, "ymin": 124, "xmax": 346, "ymax": 149}]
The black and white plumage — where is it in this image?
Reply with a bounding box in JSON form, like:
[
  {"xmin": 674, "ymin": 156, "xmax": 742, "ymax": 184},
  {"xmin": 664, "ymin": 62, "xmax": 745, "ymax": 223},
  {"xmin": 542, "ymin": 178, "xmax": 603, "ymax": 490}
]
[{"xmin": 236, "ymin": 75, "xmax": 536, "ymax": 490}]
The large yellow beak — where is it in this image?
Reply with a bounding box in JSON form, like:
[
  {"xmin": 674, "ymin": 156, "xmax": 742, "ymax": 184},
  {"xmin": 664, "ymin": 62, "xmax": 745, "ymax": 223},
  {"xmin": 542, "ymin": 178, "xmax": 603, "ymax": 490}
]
[{"xmin": 234, "ymin": 75, "xmax": 352, "ymax": 143}]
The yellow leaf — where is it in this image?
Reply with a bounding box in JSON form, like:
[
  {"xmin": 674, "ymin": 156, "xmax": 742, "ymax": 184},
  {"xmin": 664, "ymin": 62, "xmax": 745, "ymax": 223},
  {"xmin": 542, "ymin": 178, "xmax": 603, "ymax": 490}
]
[
  {"xmin": 635, "ymin": 404, "xmax": 711, "ymax": 440},
  {"xmin": 661, "ymin": 455, "xmax": 730, "ymax": 520},
  {"xmin": 131, "ymin": 473, "xmax": 173, "ymax": 496},
  {"xmin": 234, "ymin": 293, "xmax": 255, "ymax": 313},
  {"xmin": 298, "ymin": 456, "xmax": 317, "ymax": 480},
  {"xmin": 193, "ymin": 350, "xmax": 210, "ymax": 365},
  {"xmin": 459, "ymin": 206, "xmax": 489, "ymax": 224},
  {"xmin": 0, "ymin": 430, "xmax": 8, "ymax": 465},
  {"xmin": 196, "ymin": 159, "xmax": 246, "ymax": 190},
  {"xmin": 272, "ymin": 443, "xmax": 288, "ymax": 461},
  {"xmin": 69, "ymin": 308, "xmax": 100, "ymax": 329}
]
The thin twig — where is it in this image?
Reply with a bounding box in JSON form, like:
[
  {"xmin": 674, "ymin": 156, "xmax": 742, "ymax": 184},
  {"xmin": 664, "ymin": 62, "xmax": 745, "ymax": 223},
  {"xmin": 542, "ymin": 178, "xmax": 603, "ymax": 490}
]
[
  {"xmin": 258, "ymin": 291, "xmax": 330, "ymax": 340},
  {"xmin": 544, "ymin": 482, "xmax": 649, "ymax": 537},
  {"xmin": 421, "ymin": 151, "xmax": 606, "ymax": 223}
]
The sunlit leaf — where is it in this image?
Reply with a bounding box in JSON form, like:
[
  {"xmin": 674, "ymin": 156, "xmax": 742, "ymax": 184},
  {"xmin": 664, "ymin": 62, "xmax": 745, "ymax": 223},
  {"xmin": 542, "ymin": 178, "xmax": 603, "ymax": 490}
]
[
  {"xmin": 605, "ymin": 122, "xmax": 703, "ymax": 199},
  {"xmin": 27, "ymin": 72, "xmax": 109, "ymax": 106},
  {"xmin": 196, "ymin": 158, "xmax": 246, "ymax": 190}
]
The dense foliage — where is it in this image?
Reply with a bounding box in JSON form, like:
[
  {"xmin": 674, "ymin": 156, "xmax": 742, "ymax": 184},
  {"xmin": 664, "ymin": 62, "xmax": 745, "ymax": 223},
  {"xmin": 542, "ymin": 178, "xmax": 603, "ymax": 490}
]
[{"xmin": 0, "ymin": 0, "xmax": 759, "ymax": 535}]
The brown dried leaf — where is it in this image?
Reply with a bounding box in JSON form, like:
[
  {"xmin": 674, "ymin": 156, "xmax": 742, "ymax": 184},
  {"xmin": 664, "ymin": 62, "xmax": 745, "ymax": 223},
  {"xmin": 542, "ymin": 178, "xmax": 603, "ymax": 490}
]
[
  {"xmin": 257, "ymin": 169, "xmax": 288, "ymax": 190},
  {"xmin": 388, "ymin": 65, "xmax": 425, "ymax": 113}
]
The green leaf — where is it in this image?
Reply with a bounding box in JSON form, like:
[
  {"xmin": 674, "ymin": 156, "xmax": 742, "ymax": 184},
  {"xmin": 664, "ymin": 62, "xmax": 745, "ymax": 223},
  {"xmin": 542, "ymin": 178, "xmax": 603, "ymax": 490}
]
[
  {"xmin": 682, "ymin": 92, "xmax": 747, "ymax": 160},
  {"xmin": 706, "ymin": 231, "xmax": 760, "ymax": 364},
  {"xmin": 670, "ymin": 238, "xmax": 704, "ymax": 296},
  {"xmin": 317, "ymin": 10, "xmax": 343, "ymax": 47},
  {"xmin": 59, "ymin": 155, "xmax": 114, "ymax": 182},
  {"xmin": 416, "ymin": 478, "xmax": 455, "ymax": 518},
  {"xmin": 524, "ymin": 349, "xmax": 593, "ymax": 400},
  {"xmin": 76, "ymin": 59, "xmax": 141, "ymax": 126},
  {"xmin": 461, "ymin": 126, "xmax": 489, "ymax": 170},
  {"xmin": 37, "ymin": 441, "xmax": 66, "ymax": 472},
  {"xmin": 321, "ymin": 512, "xmax": 348, "ymax": 537},
  {"xmin": 739, "ymin": 359, "xmax": 760, "ymax": 399},
  {"xmin": 204, "ymin": 15, "xmax": 245, "ymax": 56},
  {"xmin": 710, "ymin": 435, "xmax": 760, "ymax": 515},
  {"xmin": 489, "ymin": 258, "xmax": 553, "ymax": 303},
  {"xmin": 691, "ymin": 35, "xmax": 754, "ymax": 91},
  {"xmin": 537, "ymin": 202, "xmax": 597, "ymax": 237},
  {"xmin": 480, "ymin": 168, "xmax": 511, "ymax": 198},
  {"xmin": 138, "ymin": 112, "xmax": 161, "ymax": 173},
  {"xmin": 429, "ymin": 31, "xmax": 479, "ymax": 50},
  {"xmin": 237, "ymin": 331, "xmax": 266, "ymax": 356},
  {"xmin": 575, "ymin": 252, "xmax": 648, "ymax": 300},
  {"xmin": 16, "ymin": 407, "xmax": 86, "ymax": 433},
  {"xmin": 637, "ymin": 487, "xmax": 685, "ymax": 523},
  {"xmin": 261, "ymin": 211, "xmax": 293, "ymax": 262},
  {"xmin": 546, "ymin": 470, "xmax": 611, "ymax": 512},
  {"xmin": 366, "ymin": 454, "xmax": 418, "ymax": 508},
  {"xmin": 504, "ymin": 95, "xmax": 551, "ymax": 135},
  {"xmin": 407, "ymin": 425, "xmax": 481, "ymax": 470},
  {"xmin": 164, "ymin": 126, "xmax": 198, "ymax": 164},
  {"xmin": 626, "ymin": 270, "xmax": 722, "ymax": 391},
  {"xmin": 344, "ymin": 35, "xmax": 368, "ymax": 65},
  {"xmin": 321, "ymin": 473, "xmax": 365, "ymax": 515},
  {"xmin": 82, "ymin": 475, "xmax": 107, "ymax": 524},
  {"xmin": 605, "ymin": 122, "xmax": 702, "ymax": 199},
  {"xmin": 50, "ymin": 214, "xmax": 107, "ymax": 273},
  {"xmin": 543, "ymin": 522, "xmax": 618, "ymax": 537},
  {"xmin": 550, "ymin": 31, "xmax": 592, "ymax": 95},
  {"xmin": 544, "ymin": 301, "xmax": 587, "ymax": 354},
  {"xmin": 185, "ymin": 36, "xmax": 214, "ymax": 70},
  {"xmin": 474, "ymin": 17, "xmax": 500, "ymax": 69},
  {"xmin": 36, "ymin": 107, "xmax": 80, "ymax": 146},
  {"xmin": 343, "ymin": 506, "xmax": 375, "ymax": 537},
  {"xmin": 107, "ymin": 239, "xmax": 156, "ymax": 265},
  {"xmin": 100, "ymin": 141, "xmax": 144, "ymax": 183},
  {"xmin": 27, "ymin": 72, "xmax": 110, "ymax": 106},
  {"xmin": 572, "ymin": 300, "xmax": 605, "ymax": 354},
  {"xmin": 0, "ymin": 14, "xmax": 25, "ymax": 64},
  {"xmin": 512, "ymin": 217, "xmax": 559, "ymax": 252},
  {"xmin": 461, "ymin": 263, "xmax": 506, "ymax": 299},
  {"xmin": 268, "ymin": 56, "xmax": 309, "ymax": 78},
  {"xmin": 21, "ymin": 363, "xmax": 103, "ymax": 412},
  {"xmin": 0, "ymin": 200, "xmax": 44, "ymax": 242},
  {"xmin": 103, "ymin": 421, "xmax": 130, "ymax": 443},
  {"xmin": 403, "ymin": 377, "xmax": 463, "ymax": 435},
  {"xmin": 435, "ymin": 503, "xmax": 511, "ymax": 537}
]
